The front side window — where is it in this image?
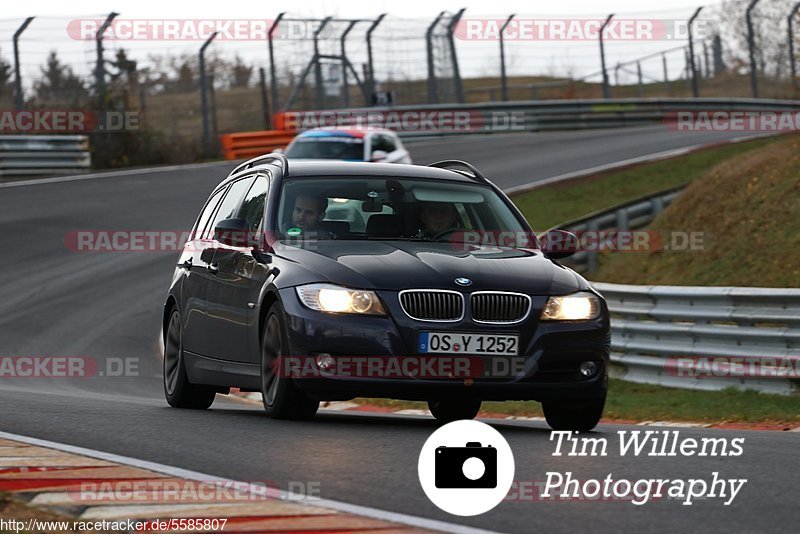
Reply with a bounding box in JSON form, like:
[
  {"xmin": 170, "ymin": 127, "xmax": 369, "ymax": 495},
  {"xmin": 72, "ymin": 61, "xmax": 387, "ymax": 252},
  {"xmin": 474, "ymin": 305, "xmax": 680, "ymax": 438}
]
[{"xmin": 205, "ymin": 177, "xmax": 255, "ymax": 239}]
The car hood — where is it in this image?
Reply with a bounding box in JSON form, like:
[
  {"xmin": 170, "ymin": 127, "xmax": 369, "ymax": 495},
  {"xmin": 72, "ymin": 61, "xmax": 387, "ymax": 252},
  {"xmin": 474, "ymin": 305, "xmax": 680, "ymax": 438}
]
[{"xmin": 274, "ymin": 240, "xmax": 583, "ymax": 294}]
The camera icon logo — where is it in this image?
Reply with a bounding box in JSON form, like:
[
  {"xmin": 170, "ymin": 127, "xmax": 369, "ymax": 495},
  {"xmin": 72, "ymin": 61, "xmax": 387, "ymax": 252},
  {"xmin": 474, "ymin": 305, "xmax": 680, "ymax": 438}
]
[
  {"xmin": 435, "ymin": 442, "xmax": 497, "ymax": 489},
  {"xmin": 418, "ymin": 420, "xmax": 515, "ymax": 516}
]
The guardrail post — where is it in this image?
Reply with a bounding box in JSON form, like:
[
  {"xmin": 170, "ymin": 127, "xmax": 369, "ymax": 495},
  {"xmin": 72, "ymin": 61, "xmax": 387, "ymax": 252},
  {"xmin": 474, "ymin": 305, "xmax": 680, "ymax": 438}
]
[
  {"xmin": 199, "ymin": 32, "xmax": 218, "ymax": 158},
  {"xmin": 599, "ymin": 14, "xmax": 614, "ymax": 99},
  {"xmin": 651, "ymin": 196, "xmax": 665, "ymax": 215},
  {"xmin": 267, "ymin": 13, "xmax": 285, "ymax": 115},
  {"xmin": 95, "ymin": 12, "xmax": 119, "ymax": 109},
  {"xmin": 499, "ymin": 14, "xmax": 515, "ymax": 102},
  {"xmin": 688, "ymin": 7, "xmax": 703, "ymax": 98},
  {"xmin": 746, "ymin": 0, "xmax": 761, "ymax": 98},
  {"xmin": 426, "ymin": 12, "xmax": 445, "ymax": 104},
  {"xmin": 789, "ymin": 2, "xmax": 800, "ymax": 92},
  {"xmin": 616, "ymin": 207, "xmax": 630, "ymax": 231},
  {"xmin": 12, "ymin": 17, "xmax": 34, "ymax": 111},
  {"xmin": 366, "ymin": 14, "xmax": 386, "ymax": 101},
  {"xmin": 587, "ymin": 220, "xmax": 599, "ymax": 273},
  {"xmin": 447, "ymin": 8, "xmax": 466, "ymax": 103}
]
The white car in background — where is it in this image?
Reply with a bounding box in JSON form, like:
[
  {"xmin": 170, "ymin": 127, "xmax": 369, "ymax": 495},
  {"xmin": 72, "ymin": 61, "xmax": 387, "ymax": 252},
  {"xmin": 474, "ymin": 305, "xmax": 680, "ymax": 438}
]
[{"xmin": 283, "ymin": 128, "xmax": 412, "ymax": 164}]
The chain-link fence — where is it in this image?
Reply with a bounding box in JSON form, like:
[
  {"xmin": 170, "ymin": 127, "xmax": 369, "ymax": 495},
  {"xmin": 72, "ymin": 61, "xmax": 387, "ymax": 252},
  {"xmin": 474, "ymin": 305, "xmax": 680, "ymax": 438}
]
[{"xmin": 0, "ymin": 1, "xmax": 798, "ymax": 167}]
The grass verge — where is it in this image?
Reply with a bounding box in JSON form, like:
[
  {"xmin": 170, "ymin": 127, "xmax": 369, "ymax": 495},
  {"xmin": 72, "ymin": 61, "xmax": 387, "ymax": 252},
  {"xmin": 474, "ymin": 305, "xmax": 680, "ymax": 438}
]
[
  {"xmin": 510, "ymin": 136, "xmax": 781, "ymax": 230},
  {"xmin": 354, "ymin": 378, "xmax": 800, "ymax": 424}
]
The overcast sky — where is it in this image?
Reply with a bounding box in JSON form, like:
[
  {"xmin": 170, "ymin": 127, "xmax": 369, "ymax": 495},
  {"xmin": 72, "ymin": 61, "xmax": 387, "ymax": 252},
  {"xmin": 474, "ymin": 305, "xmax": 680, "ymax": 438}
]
[{"xmin": 1, "ymin": 0, "xmax": 728, "ymax": 93}]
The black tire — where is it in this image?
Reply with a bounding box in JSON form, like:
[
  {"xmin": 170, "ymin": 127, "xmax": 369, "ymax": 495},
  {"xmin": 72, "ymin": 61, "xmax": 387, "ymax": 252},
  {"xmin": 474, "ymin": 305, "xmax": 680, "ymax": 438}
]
[
  {"xmin": 261, "ymin": 302, "xmax": 319, "ymax": 420},
  {"xmin": 542, "ymin": 395, "xmax": 606, "ymax": 431},
  {"xmin": 163, "ymin": 309, "xmax": 216, "ymax": 409},
  {"xmin": 428, "ymin": 398, "xmax": 482, "ymax": 423}
]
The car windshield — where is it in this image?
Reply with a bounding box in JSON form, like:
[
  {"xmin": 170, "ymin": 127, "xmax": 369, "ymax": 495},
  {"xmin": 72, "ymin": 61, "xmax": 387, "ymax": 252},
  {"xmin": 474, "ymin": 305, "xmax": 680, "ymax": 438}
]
[
  {"xmin": 275, "ymin": 176, "xmax": 535, "ymax": 247},
  {"xmin": 284, "ymin": 137, "xmax": 365, "ymax": 160}
]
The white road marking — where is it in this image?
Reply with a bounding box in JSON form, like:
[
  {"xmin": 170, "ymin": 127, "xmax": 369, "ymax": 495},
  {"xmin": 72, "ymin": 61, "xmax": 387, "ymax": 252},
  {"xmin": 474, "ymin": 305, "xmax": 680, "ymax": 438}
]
[
  {"xmin": 0, "ymin": 160, "xmax": 236, "ymax": 189},
  {"xmin": 0, "ymin": 431, "xmax": 501, "ymax": 534}
]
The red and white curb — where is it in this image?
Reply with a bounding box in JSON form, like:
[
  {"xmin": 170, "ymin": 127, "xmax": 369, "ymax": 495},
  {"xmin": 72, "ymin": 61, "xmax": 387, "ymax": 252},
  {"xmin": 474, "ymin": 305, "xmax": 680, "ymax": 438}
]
[{"xmin": 0, "ymin": 431, "xmax": 496, "ymax": 534}]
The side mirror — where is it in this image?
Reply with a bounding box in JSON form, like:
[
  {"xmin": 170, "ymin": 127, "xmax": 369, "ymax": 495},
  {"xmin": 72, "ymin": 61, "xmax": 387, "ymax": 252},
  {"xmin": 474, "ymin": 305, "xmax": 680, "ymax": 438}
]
[
  {"xmin": 539, "ymin": 229, "xmax": 579, "ymax": 259},
  {"xmin": 214, "ymin": 218, "xmax": 255, "ymax": 247},
  {"xmin": 370, "ymin": 150, "xmax": 387, "ymax": 162}
]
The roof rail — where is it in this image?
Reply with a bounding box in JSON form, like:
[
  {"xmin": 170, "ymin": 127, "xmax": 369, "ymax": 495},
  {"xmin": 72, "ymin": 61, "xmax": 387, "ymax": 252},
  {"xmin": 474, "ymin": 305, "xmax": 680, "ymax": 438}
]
[
  {"xmin": 229, "ymin": 152, "xmax": 289, "ymax": 177},
  {"xmin": 427, "ymin": 160, "xmax": 488, "ymax": 184}
]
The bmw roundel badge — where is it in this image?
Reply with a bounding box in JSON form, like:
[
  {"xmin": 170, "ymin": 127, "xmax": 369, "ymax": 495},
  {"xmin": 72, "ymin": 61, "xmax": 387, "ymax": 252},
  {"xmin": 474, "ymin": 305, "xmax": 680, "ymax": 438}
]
[{"xmin": 455, "ymin": 277, "xmax": 472, "ymax": 287}]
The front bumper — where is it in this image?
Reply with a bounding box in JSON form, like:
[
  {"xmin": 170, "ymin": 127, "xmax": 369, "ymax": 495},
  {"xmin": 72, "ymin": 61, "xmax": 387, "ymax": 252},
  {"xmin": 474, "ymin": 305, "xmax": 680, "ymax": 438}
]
[{"xmin": 278, "ymin": 288, "xmax": 610, "ymax": 402}]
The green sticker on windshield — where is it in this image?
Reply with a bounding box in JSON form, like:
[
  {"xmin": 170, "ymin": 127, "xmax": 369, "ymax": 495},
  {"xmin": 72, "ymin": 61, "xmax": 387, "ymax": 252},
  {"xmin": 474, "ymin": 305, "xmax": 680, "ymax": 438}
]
[{"xmin": 287, "ymin": 227, "xmax": 302, "ymax": 237}]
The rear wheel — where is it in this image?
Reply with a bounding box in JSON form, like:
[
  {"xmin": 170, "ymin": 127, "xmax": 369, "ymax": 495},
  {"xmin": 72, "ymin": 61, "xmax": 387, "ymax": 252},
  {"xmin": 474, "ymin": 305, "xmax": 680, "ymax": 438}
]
[
  {"xmin": 163, "ymin": 309, "xmax": 216, "ymax": 409},
  {"xmin": 428, "ymin": 399, "xmax": 482, "ymax": 423},
  {"xmin": 261, "ymin": 303, "xmax": 319, "ymax": 420},
  {"xmin": 542, "ymin": 394, "xmax": 606, "ymax": 431}
]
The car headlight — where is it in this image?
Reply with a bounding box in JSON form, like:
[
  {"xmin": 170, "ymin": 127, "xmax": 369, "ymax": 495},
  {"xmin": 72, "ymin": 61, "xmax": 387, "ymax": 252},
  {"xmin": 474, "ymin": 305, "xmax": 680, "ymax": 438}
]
[
  {"xmin": 296, "ymin": 284, "xmax": 386, "ymax": 315},
  {"xmin": 540, "ymin": 292, "xmax": 601, "ymax": 321}
]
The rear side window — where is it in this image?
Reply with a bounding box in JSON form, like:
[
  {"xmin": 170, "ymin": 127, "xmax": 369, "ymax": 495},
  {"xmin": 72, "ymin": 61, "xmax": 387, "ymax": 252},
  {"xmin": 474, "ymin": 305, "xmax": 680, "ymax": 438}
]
[
  {"xmin": 204, "ymin": 177, "xmax": 255, "ymax": 239},
  {"xmin": 193, "ymin": 188, "xmax": 225, "ymax": 239}
]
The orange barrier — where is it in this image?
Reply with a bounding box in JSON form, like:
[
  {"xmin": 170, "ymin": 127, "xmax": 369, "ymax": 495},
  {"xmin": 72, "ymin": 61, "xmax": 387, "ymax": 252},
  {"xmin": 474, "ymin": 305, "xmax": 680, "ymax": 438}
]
[{"xmin": 219, "ymin": 130, "xmax": 296, "ymax": 160}]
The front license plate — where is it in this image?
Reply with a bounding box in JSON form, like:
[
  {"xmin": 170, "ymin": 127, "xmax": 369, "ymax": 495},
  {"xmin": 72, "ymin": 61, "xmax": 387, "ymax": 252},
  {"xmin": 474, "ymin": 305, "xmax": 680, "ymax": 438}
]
[{"xmin": 418, "ymin": 332, "xmax": 518, "ymax": 356}]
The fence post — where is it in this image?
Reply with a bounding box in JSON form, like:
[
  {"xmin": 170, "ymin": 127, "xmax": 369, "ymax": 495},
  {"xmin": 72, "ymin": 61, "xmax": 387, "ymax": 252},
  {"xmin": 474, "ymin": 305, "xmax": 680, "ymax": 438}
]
[
  {"xmin": 746, "ymin": 0, "xmax": 761, "ymax": 98},
  {"xmin": 499, "ymin": 14, "xmax": 515, "ymax": 102},
  {"xmin": 12, "ymin": 17, "xmax": 34, "ymax": 111},
  {"xmin": 599, "ymin": 14, "xmax": 615, "ymax": 99},
  {"xmin": 447, "ymin": 8, "xmax": 466, "ymax": 104},
  {"xmin": 426, "ymin": 11, "xmax": 445, "ymax": 104},
  {"xmin": 199, "ymin": 32, "xmax": 218, "ymax": 158},
  {"xmin": 340, "ymin": 20, "xmax": 358, "ymax": 108},
  {"xmin": 637, "ymin": 61, "xmax": 644, "ymax": 97},
  {"xmin": 313, "ymin": 17, "xmax": 332, "ymax": 110},
  {"xmin": 662, "ymin": 53, "xmax": 669, "ymax": 95},
  {"xmin": 268, "ymin": 12, "xmax": 285, "ymax": 115},
  {"xmin": 95, "ymin": 12, "xmax": 119, "ymax": 110},
  {"xmin": 366, "ymin": 14, "xmax": 386, "ymax": 101},
  {"xmin": 789, "ymin": 2, "xmax": 800, "ymax": 92},
  {"xmin": 688, "ymin": 7, "xmax": 703, "ymax": 98},
  {"xmin": 259, "ymin": 67, "xmax": 271, "ymax": 129}
]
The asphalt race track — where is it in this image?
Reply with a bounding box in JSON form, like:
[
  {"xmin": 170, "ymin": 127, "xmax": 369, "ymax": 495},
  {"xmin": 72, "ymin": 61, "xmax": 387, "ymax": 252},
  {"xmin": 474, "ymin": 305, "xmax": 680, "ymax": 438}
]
[{"xmin": 1, "ymin": 125, "xmax": 795, "ymax": 533}]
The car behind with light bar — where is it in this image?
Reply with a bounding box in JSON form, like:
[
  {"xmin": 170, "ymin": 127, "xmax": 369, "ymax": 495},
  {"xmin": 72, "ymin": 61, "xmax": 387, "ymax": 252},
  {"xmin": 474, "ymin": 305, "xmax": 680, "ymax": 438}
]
[{"xmin": 162, "ymin": 154, "xmax": 610, "ymax": 431}]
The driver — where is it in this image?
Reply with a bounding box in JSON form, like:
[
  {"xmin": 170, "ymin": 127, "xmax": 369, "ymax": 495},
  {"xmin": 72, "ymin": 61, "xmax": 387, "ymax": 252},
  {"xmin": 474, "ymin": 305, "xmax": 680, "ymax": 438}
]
[
  {"xmin": 418, "ymin": 202, "xmax": 459, "ymax": 238},
  {"xmin": 288, "ymin": 194, "xmax": 335, "ymax": 239}
]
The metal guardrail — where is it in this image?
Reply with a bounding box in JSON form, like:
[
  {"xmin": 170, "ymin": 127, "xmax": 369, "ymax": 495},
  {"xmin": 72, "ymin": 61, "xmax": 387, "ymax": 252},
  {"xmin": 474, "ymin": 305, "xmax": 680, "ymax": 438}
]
[
  {"xmin": 0, "ymin": 135, "xmax": 91, "ymax": 178},
  {"xmin": 594, "ymin": 282, "xmax": 800, "ymax": 395},
  {"xmin": 555, "ymin": 186, "xmax": 685, "ymax": 274},
  {"xmin": 273, "ymin": 97, "xmax": 800, "ymax": 139}
]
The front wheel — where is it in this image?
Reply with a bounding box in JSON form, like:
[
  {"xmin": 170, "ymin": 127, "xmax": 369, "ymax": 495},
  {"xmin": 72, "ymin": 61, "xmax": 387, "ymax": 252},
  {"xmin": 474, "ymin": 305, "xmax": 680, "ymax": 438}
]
[
  {"xmin": 542, "ymin": 395, "xmax": 606, "ymax": 431},
  {"xmin": 163, "ymin": 309, "xmax": 216, "ymax": 409},
  {"xmin": 428, "ymin": 399, "xmax": 481, "ymax": 423},
  {"xmin": 261, "ymin": 303, "xmax": 319, "ymax": 420}
]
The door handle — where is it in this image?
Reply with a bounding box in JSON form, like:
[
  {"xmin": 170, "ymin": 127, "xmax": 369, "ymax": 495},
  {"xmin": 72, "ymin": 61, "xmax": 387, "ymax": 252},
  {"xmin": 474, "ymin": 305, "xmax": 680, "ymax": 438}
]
[
  {"xmin": 179, "ymin": 258, "xmax": 193, "ymax": 270},
  {"xmin": 207, "ymin": 263, "xmax": 219, "ymax": 274}
]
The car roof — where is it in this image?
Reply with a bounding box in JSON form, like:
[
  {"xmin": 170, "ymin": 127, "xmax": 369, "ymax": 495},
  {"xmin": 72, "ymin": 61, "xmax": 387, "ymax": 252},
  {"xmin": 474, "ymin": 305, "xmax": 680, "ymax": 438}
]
[
  {"xmin": 223, "ymin": 160, "xmax": 478, "ymax": 188},
  {"xmin": 296, "ymin": 128, "xmax": 391, "ymax": 139}
]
